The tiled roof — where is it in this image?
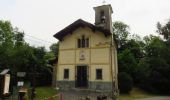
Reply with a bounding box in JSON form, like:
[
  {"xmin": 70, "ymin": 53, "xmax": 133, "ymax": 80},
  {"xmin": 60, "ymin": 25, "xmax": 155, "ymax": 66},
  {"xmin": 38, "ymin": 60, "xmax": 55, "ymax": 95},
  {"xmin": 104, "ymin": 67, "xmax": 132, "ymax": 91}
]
[{"xmin": 53, "ymin": 19, "xmax": 112, "ymax": 41}]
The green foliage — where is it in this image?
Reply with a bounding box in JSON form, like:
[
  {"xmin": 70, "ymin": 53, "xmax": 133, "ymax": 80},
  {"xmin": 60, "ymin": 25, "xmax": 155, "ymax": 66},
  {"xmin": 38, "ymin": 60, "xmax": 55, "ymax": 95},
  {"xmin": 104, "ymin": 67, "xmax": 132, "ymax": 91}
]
[
  {"xmin": 35, "ymin": 87, "xmax": 58, "ymax": 100},
  {"xmin": 50, "ymin": 43, "xmax": 59, "ymax": 57},
  {"xmin": 30, "ymin": 47, "xmax": 53, "ymax": 86},
  {"xmin": 113, "ymin": 21, "xmax": 130, "ymax": 51},
  {"xmin": 138, "ymin": 35, "xmax": 170, "ymax": 94},
  {"xmin": 135, "ymin": 58, "xmax": 150, "ymax": 85},
  {"xmin": 118, "ymin": 72, "xmax": 133, "ymax": 93},
  {"xmin": 157, "ymin": 19, "xmax": 170, "ymax": 42},
  {"xmin": 0, "ymin": 20, "xmax": 15, "ymax": 69},
  {"xmin": 118, "ymin": 49, "xmax": 137, "ymax": 76},
  {"xmin": 0, "ymin": 20, "xmax": 54, "ymax": 86},
  {"xmin": 115, "ymin": 19, "xmax": 170, "ymax": 95}
]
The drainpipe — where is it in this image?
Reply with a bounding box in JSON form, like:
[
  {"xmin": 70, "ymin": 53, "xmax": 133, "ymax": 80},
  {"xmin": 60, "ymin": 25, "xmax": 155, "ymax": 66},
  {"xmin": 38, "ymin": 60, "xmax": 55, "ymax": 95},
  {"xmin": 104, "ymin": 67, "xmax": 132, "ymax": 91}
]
[{"xmin": 110, "ymin": 34, "xmax": 115, "ymax": 100}]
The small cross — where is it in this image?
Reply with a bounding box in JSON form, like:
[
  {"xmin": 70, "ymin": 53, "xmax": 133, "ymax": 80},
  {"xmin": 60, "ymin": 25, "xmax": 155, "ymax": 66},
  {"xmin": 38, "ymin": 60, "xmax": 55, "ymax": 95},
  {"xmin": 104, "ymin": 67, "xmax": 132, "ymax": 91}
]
[{"xmin": 102, "ymin": 0, "xmax": 106, "ymax": 4}]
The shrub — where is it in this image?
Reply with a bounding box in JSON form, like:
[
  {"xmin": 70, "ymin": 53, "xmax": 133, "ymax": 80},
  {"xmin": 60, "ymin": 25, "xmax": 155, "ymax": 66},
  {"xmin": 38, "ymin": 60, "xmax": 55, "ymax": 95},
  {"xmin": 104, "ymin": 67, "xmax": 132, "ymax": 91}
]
[{"xmin": 118, "ymin": 72, "xmax": 133, "ymax": 93}]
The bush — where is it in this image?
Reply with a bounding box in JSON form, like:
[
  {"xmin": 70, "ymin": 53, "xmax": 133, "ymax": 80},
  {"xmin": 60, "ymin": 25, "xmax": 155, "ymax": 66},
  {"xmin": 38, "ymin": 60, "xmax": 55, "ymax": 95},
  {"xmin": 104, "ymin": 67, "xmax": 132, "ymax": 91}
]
[
  {"xmin": 145, "ymin": 71, "xmax": 170, "ymax": 94},
  {"xmin": 118, "ymin": 72, "xmax": 133, "ymax": 93}
]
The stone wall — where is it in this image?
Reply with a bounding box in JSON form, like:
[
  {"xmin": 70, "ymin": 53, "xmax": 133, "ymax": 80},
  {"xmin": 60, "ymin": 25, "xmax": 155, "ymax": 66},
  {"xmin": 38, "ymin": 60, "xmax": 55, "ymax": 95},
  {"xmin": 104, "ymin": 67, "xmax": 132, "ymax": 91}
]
[
  {"xmin": 57, "ymin": 81, "xmax": 75, "ymax": 91},
  {"xmin": 89, "ymin": 82, "xmax": 112, "ymax": 92},
  {"xmin": 56, "ymin": 81, "xmax": 112, "ymax": 92}
]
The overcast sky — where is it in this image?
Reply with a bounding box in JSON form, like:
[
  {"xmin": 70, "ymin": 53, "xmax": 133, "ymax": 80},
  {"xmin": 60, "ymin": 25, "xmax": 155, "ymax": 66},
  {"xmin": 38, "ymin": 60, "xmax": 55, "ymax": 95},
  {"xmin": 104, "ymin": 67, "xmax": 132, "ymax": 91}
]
[{"xmin": 0, "ymin": 0, "xmax": 170, "ymax": 49}]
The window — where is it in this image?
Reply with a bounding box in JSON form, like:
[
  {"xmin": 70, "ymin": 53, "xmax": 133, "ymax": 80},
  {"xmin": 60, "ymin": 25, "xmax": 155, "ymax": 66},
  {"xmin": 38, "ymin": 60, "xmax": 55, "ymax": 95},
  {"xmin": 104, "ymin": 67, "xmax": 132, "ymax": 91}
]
[
  {"xmin": 64, "ymin": 69, "xmax": 69, "ymax": 79},
  {"xmin": 100, "ymin": 10, "xmax": 105, "ymax": 17},
  {"xmin": 85, "ymin": 38, "xmax": 89, "ymax": 47},
  {"xmin": 77, "ymin": 35, "xmax": 89, "ymax": 48},
  {"xmin": 78, "ymin": 39, "xmax": 81, "ymax": 48},
  {"xmin": 96, "ymin": 69, "xmax": 102, "ymax": 80},
  {"xmin": 82, "ymin": 35, "xmax": 85, "ymax": 47},
  {"xmin": 100, "ymin": 10, "xmax": 106, "ymax": 23}
]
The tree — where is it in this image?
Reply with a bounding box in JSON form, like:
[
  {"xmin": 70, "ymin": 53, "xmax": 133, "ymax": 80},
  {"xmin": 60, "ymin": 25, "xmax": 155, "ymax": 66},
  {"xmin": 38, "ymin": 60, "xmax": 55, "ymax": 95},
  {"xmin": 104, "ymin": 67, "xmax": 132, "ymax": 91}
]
[
  {"xmin": 118, "ymin": 72, "xmax": 133, "ymax": 93},
  {"xmin": 0, "ymin": 20, "xmax": 15, "ymax": 69},
  {"xmin": 50, "ymin": 43, "xmax": 59, "ymax": 57},
  {"xmin": 0, "ymin": 20, "xmax": 54, "ymax": 86},
  {"xmin": 113, "ymin": 20, "xmax": 170, "ymax": 94},
  {"xmin": 113, "ymin": 21, "xmax": 144, "ymax": 78},
  {"xmin": 135, "ymin": 58, "xmax": 150, "ymax": 86},
  {"xmin": 113, "ymin": 21, "xmax": 130, "ymax": 51},
  {"xmin": 157, "ymin": 19, "xmax": 170, "ymax": 43},
  {"xmin": 118, "ymin": 49, "xmax": 137, "ymax": 76},
  {"xmin": 137, "ymin": 35, "xmax": 170, "ymax": 94}
]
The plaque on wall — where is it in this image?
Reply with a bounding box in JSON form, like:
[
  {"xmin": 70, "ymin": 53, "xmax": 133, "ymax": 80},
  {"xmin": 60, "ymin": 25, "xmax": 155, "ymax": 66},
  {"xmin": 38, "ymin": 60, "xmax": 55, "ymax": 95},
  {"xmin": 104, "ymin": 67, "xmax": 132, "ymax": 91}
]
[{"xmin": 79, "ymin": 50, "xmax": 85, "ymax": 60}]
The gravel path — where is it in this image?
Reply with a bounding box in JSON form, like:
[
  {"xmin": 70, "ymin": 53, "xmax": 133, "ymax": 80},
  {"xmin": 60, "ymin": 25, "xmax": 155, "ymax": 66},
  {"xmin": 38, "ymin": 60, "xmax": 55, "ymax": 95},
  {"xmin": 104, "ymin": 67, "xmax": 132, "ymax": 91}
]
[
  {"xmin": 136, "ymin": 96, "xmax": 170, "ymax": 100},
  {"xmin": 60, "ymin": 90, "xmax": 113, "ymax": 100},
  {"xmin": 60, "ymin": 90, "xmax": 170, "ymax": 100}
]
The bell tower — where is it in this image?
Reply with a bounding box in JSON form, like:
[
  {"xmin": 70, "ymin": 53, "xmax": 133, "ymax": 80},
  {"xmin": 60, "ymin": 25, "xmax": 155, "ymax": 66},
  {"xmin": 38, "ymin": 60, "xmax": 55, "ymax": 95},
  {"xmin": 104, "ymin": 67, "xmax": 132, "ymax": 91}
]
[{"xmin": 94, "ymin": 4, "xmax": 113, "ymax": 33}]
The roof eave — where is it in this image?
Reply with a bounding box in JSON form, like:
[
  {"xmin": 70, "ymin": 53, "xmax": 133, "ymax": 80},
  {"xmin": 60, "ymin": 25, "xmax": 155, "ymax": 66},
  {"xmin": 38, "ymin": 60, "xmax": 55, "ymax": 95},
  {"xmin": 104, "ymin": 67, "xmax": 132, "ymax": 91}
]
[{"xmin": 53, "ymin": 19, "xmax": 112, "ymax": 41}]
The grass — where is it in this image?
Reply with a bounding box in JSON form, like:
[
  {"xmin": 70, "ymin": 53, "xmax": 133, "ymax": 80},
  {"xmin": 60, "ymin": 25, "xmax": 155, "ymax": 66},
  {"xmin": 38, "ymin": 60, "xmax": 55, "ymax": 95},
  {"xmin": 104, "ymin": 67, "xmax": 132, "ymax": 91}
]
[
  {"xmin": 35, "ymin": 86, "xmax": 58, "ymax": 100},
  {"xmin": 118, "ymin": 87, "xmax": 153, "ymax": 100}
]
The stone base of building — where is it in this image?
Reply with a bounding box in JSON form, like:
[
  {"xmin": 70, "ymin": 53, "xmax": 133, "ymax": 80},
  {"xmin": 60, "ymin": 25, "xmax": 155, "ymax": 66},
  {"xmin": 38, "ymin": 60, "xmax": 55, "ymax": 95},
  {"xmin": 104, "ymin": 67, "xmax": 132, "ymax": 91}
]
[
  {"xmin": 56, "ymin": 81, "xmax": 75, "ymax": 91},
  {"xmin": 56, "ymin": 81, "xmax": 112, "ymax": 92},
  {"xmin": 89, "ymin": 82, "xmax": 112, "ymax": 92}
]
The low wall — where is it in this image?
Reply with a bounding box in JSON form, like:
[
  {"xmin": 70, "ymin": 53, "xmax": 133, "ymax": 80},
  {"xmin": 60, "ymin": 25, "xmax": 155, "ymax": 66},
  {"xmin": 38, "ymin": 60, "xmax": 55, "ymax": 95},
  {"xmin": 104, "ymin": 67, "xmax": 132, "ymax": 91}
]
[{"xmin": 56, "ymin": 81, "xmax": 112, "ymax": 92}]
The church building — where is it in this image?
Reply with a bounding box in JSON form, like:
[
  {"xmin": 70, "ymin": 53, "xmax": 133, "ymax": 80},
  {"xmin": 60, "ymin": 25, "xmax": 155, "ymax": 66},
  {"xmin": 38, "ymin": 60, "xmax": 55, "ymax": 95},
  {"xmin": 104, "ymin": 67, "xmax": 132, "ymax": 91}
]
[{"xmin": 53, "ymin": 4, "xmax": 118, "ymax": 92}]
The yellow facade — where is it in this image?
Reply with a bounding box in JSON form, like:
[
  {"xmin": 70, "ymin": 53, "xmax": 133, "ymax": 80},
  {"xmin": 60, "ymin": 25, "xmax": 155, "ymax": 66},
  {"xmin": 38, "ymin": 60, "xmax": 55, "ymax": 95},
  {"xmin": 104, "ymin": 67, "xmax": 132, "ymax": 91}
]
[{"xmin": 56, "ymin": 27, "xmax": 117, "ymax": 84}]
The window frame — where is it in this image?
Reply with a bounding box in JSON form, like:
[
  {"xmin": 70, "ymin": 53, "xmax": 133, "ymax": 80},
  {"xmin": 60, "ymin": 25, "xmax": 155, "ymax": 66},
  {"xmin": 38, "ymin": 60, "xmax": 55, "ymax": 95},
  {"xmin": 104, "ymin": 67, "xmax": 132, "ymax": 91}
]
[
  {"xmin": 96, "ymin": 69, "xmax": 102, "ymax": 80},
  {"xmin": 77, "ymin": 39, "xmax": 81, "ymax": 48},
  {"xmin": 64, "ymin": 69, "xmax": 69, "ymax": 79},
  {"xmin": 77, "ymin": 35, "xmax": 89, "ymax": 48}
]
